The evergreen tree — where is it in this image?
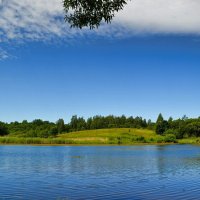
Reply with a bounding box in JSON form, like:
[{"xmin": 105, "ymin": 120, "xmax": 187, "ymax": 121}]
[
  {"xmin": 57, "ymin": 119, "xmax": 65, "ymax": 134},
  {"xmin": 156, "ymin": 113, "xmax": 164, "ymax": 123},
  {"xmin": 168, "ymin": 117, "xmax": 173, "ymax": 129},
  {"xmin": 70, "ymin": 115, "xmax": 78, "ymax": 130},
  {"xmin": 155, "ymin": 114, "xmax": 168, "ymax": 135}
]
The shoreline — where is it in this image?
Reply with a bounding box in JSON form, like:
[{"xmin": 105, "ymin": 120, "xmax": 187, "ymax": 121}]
[
  {"xmin": 0, "ymin": 137, "xmax": 176, "ymax": 146},
  {"xmin": 0, "ymin": 140, "xmax": 198, "ymax": 146}
]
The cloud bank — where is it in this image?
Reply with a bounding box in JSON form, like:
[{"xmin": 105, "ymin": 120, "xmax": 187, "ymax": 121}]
[
  {"xmin": 0, "ymin": 0, "xmax": 200, "ymax": 45},
  {"xmin": 0, "ymin": 0, "xmax": 67, "ymax": 42},
  {"xmin": 115, "ymin": 0, "xmax": 200, "ymax": 34}
]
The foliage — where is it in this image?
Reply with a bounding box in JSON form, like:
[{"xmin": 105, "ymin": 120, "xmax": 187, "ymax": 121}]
[
  {"xmin": 70, "ymin": 115, "xmax": 86, "ymax": 131},
  {"xmin": 7, "ymin": 120, "xmax": 56, "ymax": 138},
  {"xmin": 66, "ymin": 115, "xmax": 148, "ymax": 132},
  {"xmin": 163, "ymin": 129, "xmax": 176, "ymax": 135},
  {"xmin": 49, "ymin": 127, "xmax": 58, "ymax": 137},
  {"xmin": 156, "ymin": 113, "xmax": 164, "ymax": 123},
  {"xmin": 63, "ymin": 0, "xmax": 128, "ymax": 29},
  {"xmin": 1, "ymin": 114, "xmax": 200, "ymax": 144},
  {"xmin": 2, "ymin": 115, "xmax": 149, "ymax": 138},
  {"xmin": 57, "ymin": 119, "xmax": 65, "ymax": 134},
  {"xmin": 0, "ymin": 122, "xmax": 9, "ymax": 136},
  {"xmin": 155, "ymin": 114, "xmax": 169, "ymax": 135},
  {"xmin": 164, "ymin": 134, "xmax": 177, "ymax": 143},
  {"xmin": 155, "ymin": 114, "xmax": 200, "ymax": 139}
]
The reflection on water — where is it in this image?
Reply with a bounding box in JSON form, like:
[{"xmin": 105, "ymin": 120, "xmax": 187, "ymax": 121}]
[{"xmin": 1, "ymin": 145, "xmax": 200, "ymax": 199}]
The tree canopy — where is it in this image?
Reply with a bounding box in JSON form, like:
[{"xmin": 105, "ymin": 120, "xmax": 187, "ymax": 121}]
[
  {"xmin": 63, "ymin": 0, "xmax": 128, "ymax": 29},
  {"xmin": 2, "ymin": 114, "xmax": 200, "ymax": 140},
  {"xmin": 0, "ymin": 122, "xmax": 9, "ymax": 136}
]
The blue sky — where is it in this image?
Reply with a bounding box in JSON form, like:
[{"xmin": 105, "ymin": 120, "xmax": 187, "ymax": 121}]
[
  {"xmin": 1, "ymin": 35, "xmax": 200, "ymax": 123},
  {"xmin": 1, "ymin": 0, "xmax": 200, "ymax": 123}
]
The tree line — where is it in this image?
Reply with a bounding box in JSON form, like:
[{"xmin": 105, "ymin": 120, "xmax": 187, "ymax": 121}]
[
  {"xmin": 0, "ymin": 115, "xmax": 152, "ymax": 137},
  {"xmin": 155, "ymin": 114, "xmax": 200, "ymax": 139},
  {"xmin": 0, "ymin": 114, "xmax": 200, "ymax": 139}
]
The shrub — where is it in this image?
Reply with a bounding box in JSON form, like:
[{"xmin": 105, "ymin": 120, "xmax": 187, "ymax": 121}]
[
  {"xmin": 49, "ymin": 127, "xmax": 58, "ymax": 137},
  {"xmin": 164, "ymin": 134, "xmax": 177, "ymax": 143},
  {"xmin": 164, "ymin": 129, "xmax": 181, "ymax": 139},
  {"xmin": 136, "ymin": 136, "xmax": 146, "ymax": 142}
]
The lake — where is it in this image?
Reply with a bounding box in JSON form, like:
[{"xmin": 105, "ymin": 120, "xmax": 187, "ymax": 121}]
[{"xmin": 1, "ymin": 145, "xmax": 200, "ymax": 200}]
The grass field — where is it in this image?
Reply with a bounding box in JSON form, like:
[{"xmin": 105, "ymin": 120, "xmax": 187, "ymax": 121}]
[
  {"xmin": 178, "ymin": 138, "xmax": 200, "ymax": 144},
  {"xmin": 58, "ymin": 128, "xmax": 165, "ymax": 144},
  {"xmin": 0, "ymin": 128, "xmax": 180, "ymax": 145}
]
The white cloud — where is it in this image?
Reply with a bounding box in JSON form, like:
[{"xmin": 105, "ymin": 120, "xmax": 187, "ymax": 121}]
[
  {"xmin": 0, "ymin": 0, "xmax": 69, "ymax": 42},
  {"xmin": 115, "ymin": 0, "xmax": 200, "ymax": 34},
  {"xmin": 0, "ymin": 48, "xmax": 9, "ymax": 60},
  {"xmin": 0, "ymin": 0, "xmax": 199, "ymax": 45}
]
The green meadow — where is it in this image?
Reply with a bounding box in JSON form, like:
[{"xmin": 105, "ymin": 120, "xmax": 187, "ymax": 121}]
[{"xmin": 0, "ymin": 128, "xmax": 179, "ymax": 145}]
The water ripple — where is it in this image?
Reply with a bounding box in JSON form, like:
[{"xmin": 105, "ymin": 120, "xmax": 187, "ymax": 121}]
[{"xmin": 1, "ymin": 145, "xmax": 200, "ymax": 199}]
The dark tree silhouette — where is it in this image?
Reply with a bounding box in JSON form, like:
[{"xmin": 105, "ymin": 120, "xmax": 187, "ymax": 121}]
[
  {"xmin": 63, "ymin": 0, "xmax": 128, "ymax": 29},
  {"xmin": 0, "ymin": 122, "xmax": 9, "ymax": 136}
]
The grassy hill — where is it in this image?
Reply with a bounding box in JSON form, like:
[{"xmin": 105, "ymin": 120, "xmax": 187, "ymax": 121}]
[
  {"xmin": 58, "ymin": 128, "xmax": 166, "ymax": 144},
  {"xmin": 0, "ymin": 128, "xmax": 178, "ymax": 145}
]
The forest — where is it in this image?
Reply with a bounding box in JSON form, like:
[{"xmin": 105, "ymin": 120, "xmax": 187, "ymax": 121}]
[{"xmin": 0, "ymin": 114, "xmax": 200, "ymax": 140}]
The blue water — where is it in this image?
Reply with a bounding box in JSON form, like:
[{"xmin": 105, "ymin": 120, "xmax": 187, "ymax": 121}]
[{"xmin": 1, "ymin": 145, "xmax": 200, "ymax": 199}]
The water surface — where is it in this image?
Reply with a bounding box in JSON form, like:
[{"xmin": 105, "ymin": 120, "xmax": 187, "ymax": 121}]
[{"xmin": 1, "ymin": 145, "xmax": 200, "ymax": 199}]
